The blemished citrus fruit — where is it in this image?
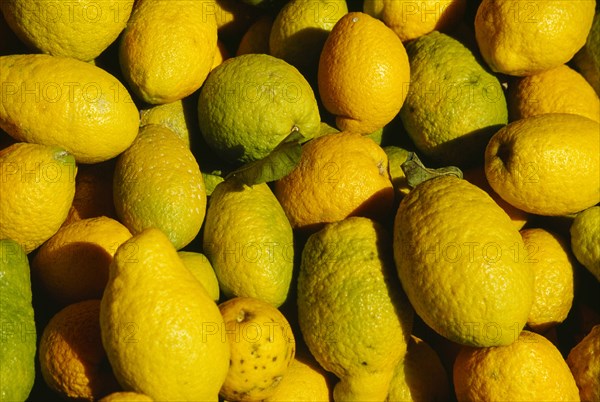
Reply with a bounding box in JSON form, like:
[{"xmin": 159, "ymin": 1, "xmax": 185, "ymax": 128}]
[
  {"xmin": 32, "ymin": 216, "xmax": 132, "ymax": 306},
  {"xmin": 363, "ymin": 0, "xmax": 466, "ymax": 42},
  {"xmin": 0, "ymin": 0, "xmax": 133, "ymax": 61},
  {"xmin": 269, "ymin": 0, "xmax": 348, "ymax": 79},
  {"xmin": 236, "ymin": 15, "xmax": 273, "ymax": 56},
  {"xmin": 474, "ymin": 0, "xmax": 596, "ymax": 76},
  {"xmin": 198, "ymin": 53, "xmax": 320, "ymax": 164},
  {"xmin": 567, "ymin": 324, "xmax": 600, "ymax": 402},
  {"xmin": 394, "ymin": 174, "xmax": 534, "ymax": 347},
  {"xmin": 520, "ymin": 228, "xmax": 575, "ymax": 333},
  {"xmin": 0, "ymin": 142, "xmax": 76, "ymax": 253},
  {"xmin": 453, "ymin": 330, "xmax": 581, "ymax": 401},
  {"xmin": 399, "ymin": 31, "xmax": 508, "ymax": 167},
  {"xmin": 100, "ymin": 228, "xmax": 230, "ymax": 401},
  {"xmin": 219, "ymin": 296, "xmax": 296, "ymax": 401},
  {"xmin": 99, "ymin": 392, "xmax": 153, "ymax": 402},
  {"xmin": 274, "ymin": 131, "xmax": 395, "ymax": 232},
  {"xmin": 0, "ymin": 239, "xmax": 36, "ymax": 401},
  {"xmin": 203, "ymin": 180, "xmax": 294, "ymax": 307},
  {"xmin": 39, "ymin": 299, "xmax": 119, "ymax": 401},
  {"xmin": 463, "ymin": 166, "xmax": 528, "ymax": 230},
  {"xmin": 507, "ymin": 64, "xmax": 600, "ymax": 122},
  {"xmin": 386, "ymin": 335, "xmax": 451, "ymax": 402},
  {"xmin": 318, "ymin": 12, "xmax": 410, "ymax": 133},
  {"xmin": 119, "ymin": 0, "xmax": 217, "ymax": 104},
  {"xmin": 298, "ymin": 217, "xmax": 414, "ymax": 401},
  {"xmin": 573, "ymin": 13, "xmax": 600, "ymax": 96},
  {"xmin": 113, "ymin": 124, "xmax": 207, "ymax": 250},
  {"xmin": 0, "ymin": 54, "xmax": 139, "ymax": 163},
  {"xmin": 177, "ymin": 251, "xmax": 220, "ymax": 302},
  {"xmin": 62, "ymin": 160, "xmax": 117, "ymax": 227},
  {"xmin": 485, "ymin": 113, "xmax": 600, "ymax": 216},
  {"xmin": 570, "ymin": 206, "xmax": 600, "ymax": 281},
  {"xmin": 139, "ymin": 100, "xmax": 196, "ymax": 148},
  {"xmin": 265, "ymin": 353, "xmax": 332, "ymax": 402},
  {"xmin": 383, "ymin": 145, "xmax": 411, "ymax": 202}
]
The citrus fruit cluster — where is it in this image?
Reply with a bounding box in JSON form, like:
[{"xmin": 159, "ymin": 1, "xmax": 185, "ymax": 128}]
[{"xmin": 1, "ymin": 0, "xmax": 599, "ymax": 401}]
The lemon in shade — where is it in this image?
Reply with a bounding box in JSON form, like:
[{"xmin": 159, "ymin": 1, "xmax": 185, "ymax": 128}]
[
  {"xmin": 237, "ymin": 15, "xmax": 273, "ymax": 56},
  {"xmin": 364, "ymin": 0, "xmax": 466, "ymax": 42},
  {"xmin": 0, "ymin": 54, "xmax": 139, "ymax": 164},
  {"xmin": 100, "ymin": 228, "xmax": 230, "ymax": 401},
  {"xmin": 507, "ymin": 64, "xmax": 600, "ymax": 122},
  {"xmin": 520, "ymin": 228, "xmax": 576, "ymax": 333},
  {"xmin": 139, "ymin": 99, "xmax": 196, "ymax": 148},
  {"xmin": 0, "ymin": 142, "xmax": 76, "ymax": 253},
  {"xmin": 485, "ymin": 113, "xmax": 600, "ymax": 216},
  {"xmin": 119, "ymin": 0, "xmax": 217, "ymax": 104},
  {"xmin": 274, "ymin": 131, "xmax": 395, "ymax": 233},
  {"xmin": 203, "ymin": 180, "xmax": 294, "ymax": 307},
  {"xmin": 567, "ymin": 324, "xmax": 600, "ymax": 402},
  {"xmin": 32, "ymin": 216, "xmax": 132, "ymax": 307},
  {"xmin": 298, "ymin": 217, "xmax": 414, "ymax": 401},
  {"xmin": 474, "ymin": 0, "xmax": 596, "ymax": 76},
  {"xmin": 198, "ymin": 53, "xmax": 320, "ymax": 164},
  {"xmin": 393, "ymin": 156, "xmax": 534, "ymax": 347},
  {"xmin": 0, "ymin": 0, "xmax": 133, "ymax": 61},
  {"xmin": 453, "ymin": 330, "xmax": 580, "ymax": 401},
  {"xmin": 318, "ymin": 12, "xmax": 410, "ymax": 134},
  {"xmin": 570, "ymin": 206, "xmax": 600, "ymax": 281},
  {"xmin": 39, "ymin": 300, "xmax": 120, "ymax": 401},
  {"xmin": 573, "ymin": 13, "xmax": 600, "ymax": 95},
  {"xmin": 218, "ymin": 296, "xmax": 296, "ymax": 401},
  {"xmin": 113, "ymin": 124, "xmax": 206, "ymax": 250}
]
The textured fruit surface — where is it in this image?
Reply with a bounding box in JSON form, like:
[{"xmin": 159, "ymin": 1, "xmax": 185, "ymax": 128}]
[
  {"xmin": 573, "ymin": 13, "xmax": 600, "ymax": 95},
  {"xmin": 39, "ymin": 300, "xmax": 119, "ymax": 400},
  {"xmin": 475, "ymin": 0, "xmax": 596, "ymax": 76},
  {"xmin": 0, "ymin": 0, "xmax": 133, "ymax": 61},
  {"xmin": 32, "ymin": 216, "xmax": 132, "ymax": 306},
  {"xmin": 0, "ymin": 54, "xmax": 139, "ymax": 163},
  {"xmin": 570, "ymin": 206, "xmax": 600, "ymax": 281},
  {"xmin": 454, "ymin": 330, "xmax": 580, "ymax": 401},
  {"xmin": 265, "ymin": 353, "xmax": 332, "ymax": 402},
  {"xmin": 567, "ymin": 324, "xmax": 600, "ymax": 402},
  {"xmin": 394, "ymin": 175, "xmax": 534, "ymax": 347},
  {"xmin": 318, "ymin": 12, "xmax": 410, "ymax": 133},
  {"xmin": 113, "ymin": 124, "xmax": 206, "ymax": 250},
  {"xmin": 98, "ymin": 392, "xmax": 154, "ymax": 402},
  {"xmin": 298, "ymin": 217, "xmax": 414, "ymax": 401},
  {"xmin": 0, "ymin": 142, "xmax": 76, "ymax": 253},
  {"xmin": 0, "ymin": 239, "xmax": 36, "ymax": 402},
  {"xmin": 198, "ymin": 53, "xmax": 320, "ymax": 164},
  {"xmin": 177, "ymin": 251, "xmax": 220, "ymax": 302},
  {"xmin": 203, "ymin": 180, "xmax": 294, "ymax": 307},
  {"xmin": 219, "ymin": 296, "xmax": 296, "ymax": 401},
  {"xmin": 100, "ymin": 228, "xmax": 230, "ymax": 401},
  {"xmin": 485, "ymin": 113, "xmax": 600, "ymax": 216},
  {"xmin": 274, "ymin": 131, "xmax": 394, "ymax": 232},
  {"xmin": 400, "ymin": 31, "xmax": 508, "ymax": 167},
  {"xmin": 119, "ymin": 0, "xmax": 217, "ymax": 104}
]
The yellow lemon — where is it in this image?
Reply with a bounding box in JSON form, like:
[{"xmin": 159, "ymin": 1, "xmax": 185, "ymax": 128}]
[
  {"xmin": 364, "ymin": 0, "xmax": 466, "ymax": 42},
  {"xmin": 298, "ymin": 217, "xmax": 414, "ymax": 401},
  {"xmin": 139, "ymin": 99, "xmax": 197, "ymax": 148},
  {"xmin": 100, "ymin": 228, "xmax": 230, "ymax": 400},
  {"xmin": 570, "ymin": 206, "xmax": 600, "ymax": 282},
  {"xmin": 567, "ymin": 324, "xmax": 600, "ymax": 402},
  {"xmin": 218, "ymin": 296, "xmax": 296, "ymax": 401},
  {"xmin": 99, "ymin": 392, "xmax": 153, "ymax": 402},
  {"xmin": 32, "ymin": 216, "xmax": 132, "ymax": 306},
  {"xmin": 474, "ymin": 0, "xmax": 596, "ymax": 76},
  {"xmin": 0, "ymin": 0, "xmax": 133, "ymax": 61},
  {"xmin": 177, "ymin": 251, "xmax": 220, "ymax": 302},
  {"xmin": 113, "ymin": 125, "xmax": 207, "ymax": 250},
  {"xmin": 119, "ymin": 0, "xmax": 217, "ymax": 104},
  {"xmin": 0, "ymin": 142, "xmax": 76, "ymax": 253},
  {"xmin": 485, "ymin": 113, "xmax": 600, "ymax": 216},
  {"xmin": 318, "ymin": 12, "xmax": 410, "ymax": 133},
  {"xmin": 453, "ymin": 330, "xmax": 581, "ymax": 401},
  {"xmin": 0, "ymin": 54, "xmax": 139, "ymax": 163}
]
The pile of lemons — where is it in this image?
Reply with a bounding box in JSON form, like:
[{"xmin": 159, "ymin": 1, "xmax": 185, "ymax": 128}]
[{"xmin": 1, "ymin": 0, "xmax": 599, "ymax": 401}]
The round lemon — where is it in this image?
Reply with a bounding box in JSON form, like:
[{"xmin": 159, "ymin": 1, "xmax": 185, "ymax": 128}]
[
  {"xmin": 265, "ymin": 353, "xmax": 332, "ymax": 402},
  {"xmin": 567, "ymin": 324, "xmax": 600, "ymax": 402},
  {"xmin": 570, "ymin": 206, "xmax": 600, "ymax": 281}
]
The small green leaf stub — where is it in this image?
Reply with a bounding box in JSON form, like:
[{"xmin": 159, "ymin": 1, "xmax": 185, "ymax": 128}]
[
  {"xmin": 225, "ymin": 127, "xmax": 304, "ymax": 186},
  {"xmin": 401, "ymin": 152, "xmax": 463, "ymax": 188}
]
